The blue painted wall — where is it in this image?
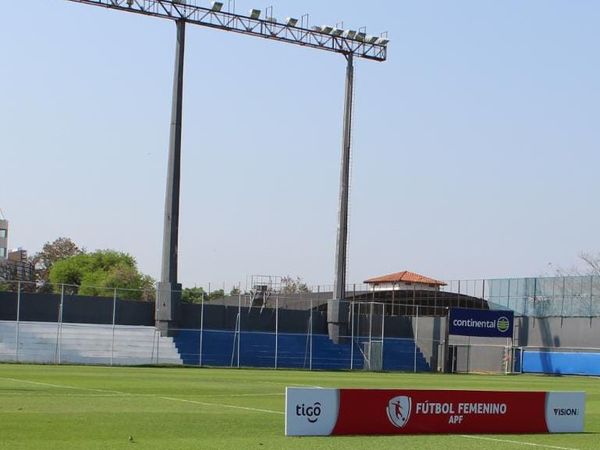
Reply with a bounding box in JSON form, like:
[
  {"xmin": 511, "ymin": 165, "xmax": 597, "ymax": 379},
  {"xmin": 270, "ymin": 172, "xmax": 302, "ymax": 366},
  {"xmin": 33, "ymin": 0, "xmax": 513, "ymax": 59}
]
[
  {"xmin": 522, "ymin": 351, "xmax": 600, "ymax": 376},
  {"xmin": 174, "ymin": 329, "xmax": 430, "ymax": 372}
]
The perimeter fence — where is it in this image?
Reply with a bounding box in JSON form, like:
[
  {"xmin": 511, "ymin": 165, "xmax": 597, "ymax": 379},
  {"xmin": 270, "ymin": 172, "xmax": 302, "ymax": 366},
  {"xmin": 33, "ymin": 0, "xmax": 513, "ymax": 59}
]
[
  {"xmin": 0, "ymin": 280, "xmax": 446, "ymax": 372},
  {"xmin": 1, "ymin": 278, "xmax": 600, "ymax": 374}
]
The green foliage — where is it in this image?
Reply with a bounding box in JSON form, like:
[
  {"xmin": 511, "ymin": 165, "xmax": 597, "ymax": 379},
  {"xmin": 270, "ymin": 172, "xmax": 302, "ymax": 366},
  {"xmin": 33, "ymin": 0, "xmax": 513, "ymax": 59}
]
[
  {"xmin": 31, "ymin": 237, "xmax": 83, "ymax": 290},
  {"xmin": 229, "ymin": 286, "xmax": 241, "ymax": 296},
  {"xmin": 208, "ymin": 289, "xmax": 225, "ymax": 301},
  {"xmin": 49, "ymin": 250, "xmax": 155, "ymax": 301},
  {"xmin": 280, "ymin": 276, "xmax": 312, "ymax": 294},
  {"xmin": 181, "ymin": 287, "xmax": 227, "ymax": 303},
  {"xmin": 181, "ymin": 287, "xmax": 206, "ymax": 303}
]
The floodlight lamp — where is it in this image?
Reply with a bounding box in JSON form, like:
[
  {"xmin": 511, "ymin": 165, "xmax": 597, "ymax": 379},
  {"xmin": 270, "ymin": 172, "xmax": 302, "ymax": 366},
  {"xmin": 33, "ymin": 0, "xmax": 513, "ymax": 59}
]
[
  {"xmin": 285, "ymin": 17, "xmax": 298, "ymax": 27},
  {"xmin": 211, "ymin": 1, "xmax": 223, "ymax": 12},
  {"xmin": 355, "ymin": 32, "xmax": 366, "ymax": 41},
  {"xmin": 366, "ymin": 35, "xmax": 378, "ymax": 44},
  {"xmin": 321, "ymin": 25, "xmax": 333, "ymax": 34},
  {"xmin": 312, "ymin": 26, "xmax": 323, "ymax": 32},
  {"xmin": 330, "ymin": 28, "xmax": 343, "ymax": 37},
  {"xmin": 249, "ymin": 9, "xmax": 261, "ymax": 19},
  {"xmin": 376, "ymin": 37, "xmax": 389, "ymax": 46},
  {"xmin": 343, "ymin": 30, "xmax": 357, "ymax": 39}
]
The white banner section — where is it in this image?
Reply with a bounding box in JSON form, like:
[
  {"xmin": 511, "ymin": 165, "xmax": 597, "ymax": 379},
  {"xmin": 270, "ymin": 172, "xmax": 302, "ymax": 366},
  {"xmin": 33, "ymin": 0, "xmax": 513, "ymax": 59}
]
[
  {"xmin": 545, "ymin": 392, "xmax": 586, "ymax": 433},
  {"xmin": 285, "ymin": 388, "xmax": 339, "ymax": 436}
]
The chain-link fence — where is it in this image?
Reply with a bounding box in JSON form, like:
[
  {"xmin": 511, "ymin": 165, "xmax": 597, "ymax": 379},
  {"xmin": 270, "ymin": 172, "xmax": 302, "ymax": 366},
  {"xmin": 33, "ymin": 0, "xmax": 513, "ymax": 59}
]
[
  {"xmin": 0, "ymin": 280, "xmax": 172, "ymax": 365},
  {"xmin": 0, "ymin": 281, "xmax": 444, "ymax": 371},
  {"xmin": 442, "ymin": 276, "xmax": 600, "ymax": 317},
  {"xmin": 2, "ymin": 277, "xmax": 600, "ymax": 373}
]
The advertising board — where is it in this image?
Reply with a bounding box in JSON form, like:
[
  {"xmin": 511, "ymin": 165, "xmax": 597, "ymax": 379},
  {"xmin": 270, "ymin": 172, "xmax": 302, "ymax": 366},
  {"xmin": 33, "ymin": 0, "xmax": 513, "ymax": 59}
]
[
  {"xmin": 449, "ymin": 308, "xmax": 514, "ymax": 338},
  {"xmin": 285, "ymin": 388, "xmax": 585, "ymax": 436}
]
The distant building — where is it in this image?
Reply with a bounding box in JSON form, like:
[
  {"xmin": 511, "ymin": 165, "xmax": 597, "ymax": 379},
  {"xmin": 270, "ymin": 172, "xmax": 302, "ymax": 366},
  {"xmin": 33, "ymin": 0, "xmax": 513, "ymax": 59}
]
[
  {"xmin": 1, "ymin": 249, "xmax": 34, "ymax": 283},
  {"xmin": 0, "ymin": 215, "xmax": 34, "ymax": 283},
  {"xmin": 356, "ymin": 270, "xmax": 486, "ymax": 316},
  {"xmin": 0, "ymin": 218, "xmax": 7, "ymax": 260},
  {"xmin": 364, "ymin": 270, "xmax": 446, "ymax": 292},
  {"xmin": 8, "ymin": 249, "xmax": 34, "ymax": 282}
]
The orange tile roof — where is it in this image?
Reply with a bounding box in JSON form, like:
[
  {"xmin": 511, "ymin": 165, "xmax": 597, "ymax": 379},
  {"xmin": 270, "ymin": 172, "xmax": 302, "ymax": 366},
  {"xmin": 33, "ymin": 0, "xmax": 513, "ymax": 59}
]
[{"xmin": 364, "ymin": 271, "xmax": 446, "ymax": 286}]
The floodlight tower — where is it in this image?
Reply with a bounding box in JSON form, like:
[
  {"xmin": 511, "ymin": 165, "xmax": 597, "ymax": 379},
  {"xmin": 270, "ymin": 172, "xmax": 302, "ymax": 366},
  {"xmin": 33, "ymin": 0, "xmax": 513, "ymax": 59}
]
[{"xmin": 65, "ymin": 0, "xmax": 388, "ymax": 338}]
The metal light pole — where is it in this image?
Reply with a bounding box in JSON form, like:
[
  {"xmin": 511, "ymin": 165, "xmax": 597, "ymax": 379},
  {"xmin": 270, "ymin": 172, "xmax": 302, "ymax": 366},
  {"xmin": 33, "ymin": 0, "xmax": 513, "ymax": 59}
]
[
  {"xmin": 64, "ymin": 0, "xmax": 388, "ymax": 337},
  {"xmin": 329, "ymin": 54, "xmax": 354, "ymax": 343},
  {"xmin": 156, "ymin": 19, "xmax": 186, "ymax": 334}
]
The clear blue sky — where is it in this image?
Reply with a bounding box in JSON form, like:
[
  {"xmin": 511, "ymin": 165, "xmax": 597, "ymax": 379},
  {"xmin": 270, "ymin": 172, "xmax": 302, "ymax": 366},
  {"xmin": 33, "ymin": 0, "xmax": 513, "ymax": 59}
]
[{"xmin": 1, "ymin": 1, "xmax": 599, "ymax": 289}]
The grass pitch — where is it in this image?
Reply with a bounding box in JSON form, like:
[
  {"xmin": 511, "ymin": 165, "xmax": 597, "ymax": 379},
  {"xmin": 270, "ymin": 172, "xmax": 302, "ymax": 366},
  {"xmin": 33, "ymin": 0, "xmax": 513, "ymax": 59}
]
[{"xmin": 0, "ymin": 364, "xmax": 598, "ymax": 449}]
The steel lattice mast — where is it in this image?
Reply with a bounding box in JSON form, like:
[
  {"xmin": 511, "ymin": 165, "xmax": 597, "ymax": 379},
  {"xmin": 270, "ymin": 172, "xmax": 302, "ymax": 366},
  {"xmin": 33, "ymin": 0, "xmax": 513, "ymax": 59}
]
[{"xmin": 65, "ymin": 0, "xmax": 388, "ymax": 340}]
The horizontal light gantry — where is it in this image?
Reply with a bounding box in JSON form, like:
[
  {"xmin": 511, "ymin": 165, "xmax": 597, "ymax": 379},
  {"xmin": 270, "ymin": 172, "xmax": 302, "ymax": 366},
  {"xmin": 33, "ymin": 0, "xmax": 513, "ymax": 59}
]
[{"xmin": 68, "ymin": 0, "xmax": 388, "ymax": 61}]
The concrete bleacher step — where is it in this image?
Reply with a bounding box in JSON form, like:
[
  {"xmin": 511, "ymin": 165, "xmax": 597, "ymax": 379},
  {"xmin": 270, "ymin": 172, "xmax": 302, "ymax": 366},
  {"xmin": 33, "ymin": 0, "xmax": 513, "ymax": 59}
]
[
  {"xmin": 173, "ymin": 329, "xmax": 430, "ymax": 371},
  {"xmin": 0, "ymin": 321, "xmax": 183, "ymax": 366}
]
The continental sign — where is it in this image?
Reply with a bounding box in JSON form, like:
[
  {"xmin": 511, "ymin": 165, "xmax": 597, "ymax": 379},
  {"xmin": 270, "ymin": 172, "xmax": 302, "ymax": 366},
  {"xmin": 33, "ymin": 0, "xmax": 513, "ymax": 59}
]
[
  {"xmin": 285, "ymin": 388, "xmax": 585, "ymax": 436},
  {"xmin": 449, "ymin": 308, "xmax": 514, "ymax": 338}
]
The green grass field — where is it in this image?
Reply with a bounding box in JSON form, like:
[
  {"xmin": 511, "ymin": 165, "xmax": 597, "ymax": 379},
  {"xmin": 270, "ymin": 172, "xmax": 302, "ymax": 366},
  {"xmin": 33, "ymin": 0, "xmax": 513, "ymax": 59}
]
[{"xmin": 0, "ymin": 364, "xmax": 597, "ymax": 449}]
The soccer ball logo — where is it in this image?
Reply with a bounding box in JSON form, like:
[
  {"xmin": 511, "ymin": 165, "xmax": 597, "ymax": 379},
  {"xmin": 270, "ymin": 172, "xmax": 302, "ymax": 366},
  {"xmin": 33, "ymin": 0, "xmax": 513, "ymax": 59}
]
[{"xmin": 386, "ymin": 396, "xmax": 412, "ymax": 428}]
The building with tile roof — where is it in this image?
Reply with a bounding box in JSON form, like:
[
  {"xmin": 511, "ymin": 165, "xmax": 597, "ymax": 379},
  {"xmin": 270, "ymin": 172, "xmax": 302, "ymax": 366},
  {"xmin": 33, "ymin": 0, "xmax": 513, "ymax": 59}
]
[{"xmin": 364, "ymin": 270, "xmax": 446, "ymax": 292}]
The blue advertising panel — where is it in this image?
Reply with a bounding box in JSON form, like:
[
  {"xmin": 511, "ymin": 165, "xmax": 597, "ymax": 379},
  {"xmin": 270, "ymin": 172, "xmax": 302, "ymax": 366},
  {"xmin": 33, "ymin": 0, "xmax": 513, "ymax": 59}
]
[{"xmin": 449, "ymin": 308, "xmax": 514, "ymax": 338}]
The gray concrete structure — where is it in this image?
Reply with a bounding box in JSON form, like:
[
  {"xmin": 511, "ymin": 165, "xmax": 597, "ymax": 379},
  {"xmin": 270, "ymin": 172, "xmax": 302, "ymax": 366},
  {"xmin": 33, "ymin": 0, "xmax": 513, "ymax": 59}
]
[
  {"xmin": 331, "ymin": 54, "xmax": 355, "ymax": 343},
  {"xmin": 0, "ymin": 219, "xmax": 7, "ymax": 260},
  {"xmin": 156, "ymin": 20, "xmax": 185, "ymax": 336}
]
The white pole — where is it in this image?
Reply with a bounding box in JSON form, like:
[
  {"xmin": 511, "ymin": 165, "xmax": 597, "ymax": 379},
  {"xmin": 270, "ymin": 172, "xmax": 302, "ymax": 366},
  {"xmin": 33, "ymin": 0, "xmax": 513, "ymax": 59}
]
[
  {"xmin": 350, "ymin": 301, "xmax": 354, "ymax": 370},
  {"xmin": 155, "ymin": 328, "xmax": 160, "ymax": 364},
  {"xmin": 275, "ymin": 295, "xmax": 279, "ymax": 369},
  {"xmin": 237, "ymin": 292, "xmax": 241, "ymax": 368},
  {"xmin": 111, "ymin": 288, "xmax": 117, "ymax": 366},
  {"xmin": 15, "ymin": 281, "xmax": 21, "ymax": 362},
  {"xmin": 368, "ymin": 302, "xmax": 373, "ymax": 370},
  {"xmin": 57, "ymin": 284, "xmax": 65, "ymax": 364},
  {"xmin": 413, "ymin": 305, "xmax": 419, "ymax": 373},
  {"xmin": 506, "ymin": 337, "xmax": 511, "ymax": 374},
  {"xmin": 381, "ymin": 302, "xmax": 385, "ymax": 370},
  {"xmin": 199, "ymin": 292, "xmax": 204, "ymax": 366},
  {"xmin": 309, "ymin": 298, "xmax": 313, "ymax": 371}
]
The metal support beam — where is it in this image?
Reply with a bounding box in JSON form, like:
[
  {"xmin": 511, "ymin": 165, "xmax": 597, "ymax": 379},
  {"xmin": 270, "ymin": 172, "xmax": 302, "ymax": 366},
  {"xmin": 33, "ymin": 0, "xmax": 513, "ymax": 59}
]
[
  {"xmin": 156, "ymin": 19, "xmax": 185, "ymax": 335},
  {"xmin": 329, "ymin": 54, "xmax": 354, "ymax": 343},
  {"xmin": 65, "ymin": 0, "xmax": 388, "ymax": 62}
]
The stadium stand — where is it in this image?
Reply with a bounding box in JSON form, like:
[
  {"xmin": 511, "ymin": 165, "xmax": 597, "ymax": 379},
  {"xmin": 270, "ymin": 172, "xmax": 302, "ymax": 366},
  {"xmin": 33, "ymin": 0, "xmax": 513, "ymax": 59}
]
[
  {"xmin": 0, "ymin": 321, "xmax": 182, "ymax": 365},
  {"xmin": 173, "ymin": 329, "xmax": 430, "ymax": 371}
]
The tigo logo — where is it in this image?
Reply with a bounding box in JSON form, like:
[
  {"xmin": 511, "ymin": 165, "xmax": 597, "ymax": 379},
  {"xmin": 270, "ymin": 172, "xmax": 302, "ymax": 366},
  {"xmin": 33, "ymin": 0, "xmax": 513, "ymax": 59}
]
[
  {"xmin": 497, "ymin": 316, "xmax": 510, "ymax": 333},
  {"xmin": 296, "ymin": 402, "xmax": 322, "ymax": 423},
  {"xmin": 387, "ymin": 396, "xmax": 412, "ymax": 428}
]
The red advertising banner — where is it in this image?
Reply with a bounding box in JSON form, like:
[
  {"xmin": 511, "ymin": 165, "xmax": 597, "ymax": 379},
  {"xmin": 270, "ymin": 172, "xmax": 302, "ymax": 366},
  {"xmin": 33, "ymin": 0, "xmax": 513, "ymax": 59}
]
[{"xmin": 285, "ymin": 388, "xmax": 585, "ymax": 436}]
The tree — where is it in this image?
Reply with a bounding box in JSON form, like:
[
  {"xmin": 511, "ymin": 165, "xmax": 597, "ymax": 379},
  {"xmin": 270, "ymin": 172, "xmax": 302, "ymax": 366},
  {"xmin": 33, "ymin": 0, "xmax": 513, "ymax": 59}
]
[
  {"xmin": 549, "ymin": 252, "xmax": 600, "ymax": 277},
  {"xmin": 31, "ymin": 237, "xmax": 82, "ymax": 291},
  {"xmin": 182, "ymin": 287, "xmax": 206, "ymax": 303},
  {"xmin": 579, "ymin": 252, "xmax": 600, "ymax": 276},
  {"xmin": 546, "ymin": 252, "xmax": 599, "ymax": 316},
  {"xmin": 208, "ymin": 289, "xmax": 225, "ymax": 301},
  {"xmin": 229, "ymin": 286, "xmax": 241, "ymax": 296},
  {"xmin": 181, "ymin": 287, "xmax": 226, "ymax": 303},
  {"xmin": 49, "ymin": 250, "xmax": 155, "ymax": 301},
  {"xmin": 280, "ymin": 276, "xmax": 311, "ymax": 295}
]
